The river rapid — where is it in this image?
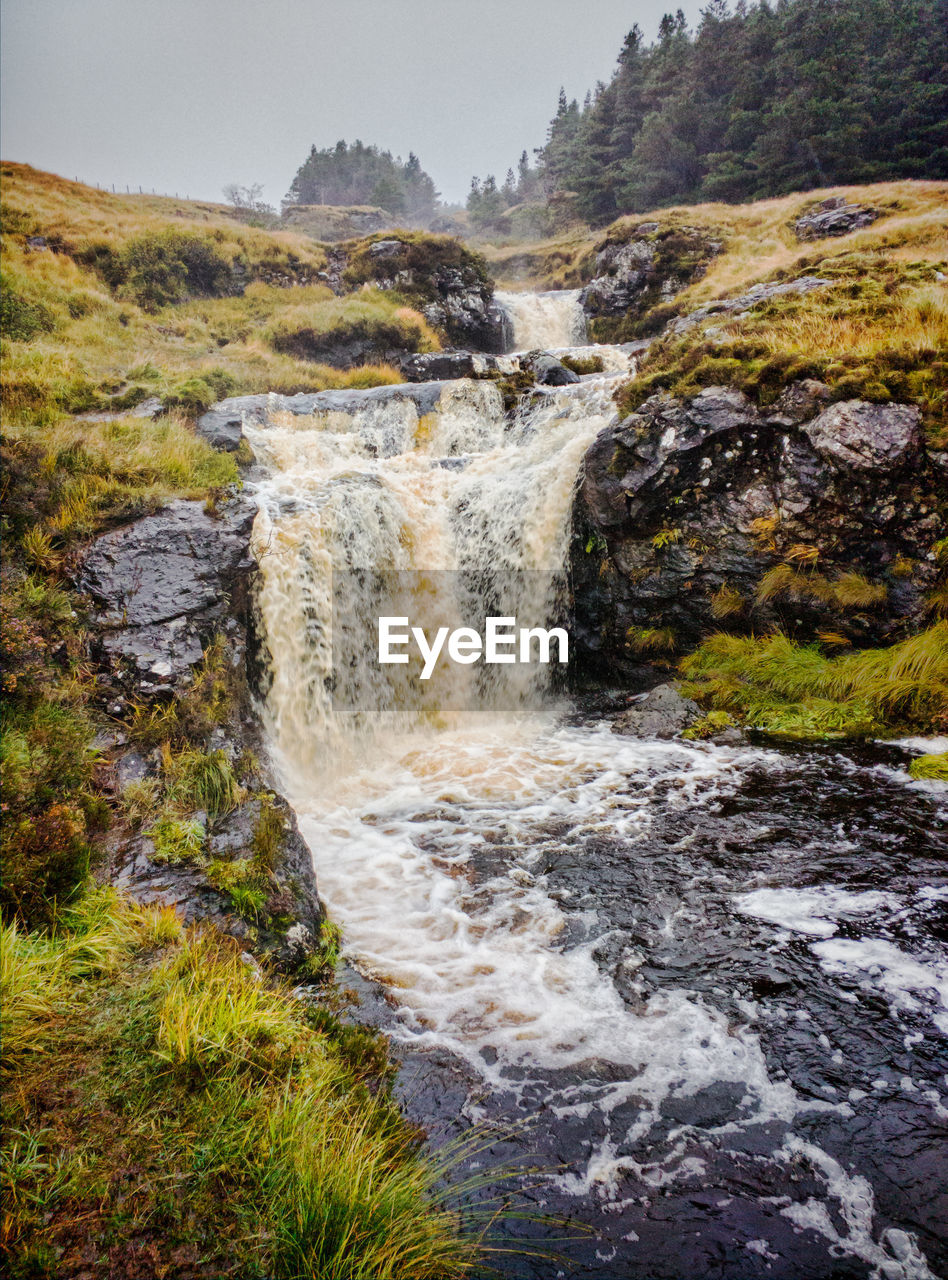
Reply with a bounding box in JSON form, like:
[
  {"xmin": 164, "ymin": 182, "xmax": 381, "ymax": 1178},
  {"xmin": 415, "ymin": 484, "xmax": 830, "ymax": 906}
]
[{"xmin": 245, "ymin": 292, "xmax": 948, "ymax": 1279}]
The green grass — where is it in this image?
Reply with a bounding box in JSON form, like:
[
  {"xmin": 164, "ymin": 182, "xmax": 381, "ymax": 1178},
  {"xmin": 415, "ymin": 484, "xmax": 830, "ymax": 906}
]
[
  {"xmin": 679, "ymin": 623, "xmax": 948, "ymax": 740},
  {"xmin": 1, "ymin": 886, "xmax": 484, "ymax": 1279},
  {"xmin": 909, "ymin": 751, "xmax": 948, "ymax": 780}
]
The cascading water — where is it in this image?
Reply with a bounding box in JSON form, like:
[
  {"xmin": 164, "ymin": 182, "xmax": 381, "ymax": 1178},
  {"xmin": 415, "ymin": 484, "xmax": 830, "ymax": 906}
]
[
  {"xmin": 245, "ymin": 295, "xmax": 946, "ymax": 1280},
  {"xmin": 496, "ymin": 287, "xmax": 588, "ymax": 349}
]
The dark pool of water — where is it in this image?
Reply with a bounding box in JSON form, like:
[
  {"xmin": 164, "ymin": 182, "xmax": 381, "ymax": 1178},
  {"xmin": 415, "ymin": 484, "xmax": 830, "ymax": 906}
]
[{"xmin": 340, "ymin": 712, "xmax": 948, "ymax": 1280}]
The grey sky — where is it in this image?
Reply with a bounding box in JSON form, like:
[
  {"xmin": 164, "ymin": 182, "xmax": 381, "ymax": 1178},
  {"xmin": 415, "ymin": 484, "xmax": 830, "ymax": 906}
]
[{"xmin": 1, "ymin": 0, "xmax": 704, "ymax": 208}]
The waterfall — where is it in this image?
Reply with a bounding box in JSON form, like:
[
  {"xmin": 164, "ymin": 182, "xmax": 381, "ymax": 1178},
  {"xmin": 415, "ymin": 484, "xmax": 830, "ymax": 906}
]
[
  {"xmin": 241, "ymin": 295, "xmax": 945, "ymax": 1278},
  {"xmin": 245, "ymin": 299, "xmax": 827, "ymax": 1172},
  {"xmin": 495, "ymin": 287, "xmax": 587, "ymax": 350},
  {"xmin": 247, "ymin": 374, "xmax": 619, "ymax": 764}
]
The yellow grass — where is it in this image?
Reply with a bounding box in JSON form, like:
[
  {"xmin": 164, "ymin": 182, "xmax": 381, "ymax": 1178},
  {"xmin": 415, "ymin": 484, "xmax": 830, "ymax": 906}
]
[{"xmin": 481, "ymin": 180, "xmax": 948, "ymax": 297}]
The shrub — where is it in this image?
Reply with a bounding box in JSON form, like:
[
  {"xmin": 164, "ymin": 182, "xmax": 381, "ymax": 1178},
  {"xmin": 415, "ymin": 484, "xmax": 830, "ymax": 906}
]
[
  {"xmin": 0, "ymin": 273, "xmax": 57, "ymax": 341},
  {"xmin": 104, "ymin": 230, "xmax": 234, "ymax": 310}
]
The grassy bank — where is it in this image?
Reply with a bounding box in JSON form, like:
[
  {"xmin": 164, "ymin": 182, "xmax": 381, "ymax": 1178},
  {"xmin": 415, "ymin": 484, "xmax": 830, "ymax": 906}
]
[
  {"xmin": 1, "ymin": 887, "xmax": 482, "ymax": 1279},
  {"xmin": 679, "ymin": 624, "xmax": 948, "ymax": 741},
  {"xmin": 0, "ymin": 163, "xmax": 434, "ymax": 434}
]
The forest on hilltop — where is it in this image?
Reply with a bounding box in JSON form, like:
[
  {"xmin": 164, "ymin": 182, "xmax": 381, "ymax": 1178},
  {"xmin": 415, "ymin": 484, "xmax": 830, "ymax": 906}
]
[
  {"xmin": 285, "ymin": 140, "xmax": 439, "ymax": 223},
  {"xmin": 469, "ymin": 0, "xmax": 948, "ymax": 229}
]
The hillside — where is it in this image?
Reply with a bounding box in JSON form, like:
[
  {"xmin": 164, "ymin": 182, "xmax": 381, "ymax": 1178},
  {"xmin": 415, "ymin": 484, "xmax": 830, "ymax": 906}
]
[{"xmin": 2, "ymin": 163, "xmax": 947, "ymax": 1278}]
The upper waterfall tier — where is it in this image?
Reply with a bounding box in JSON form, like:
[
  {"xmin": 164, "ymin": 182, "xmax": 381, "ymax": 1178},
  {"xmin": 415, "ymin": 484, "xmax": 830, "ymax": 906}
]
[{"xmin": 495, "ymin": 288, "xmax": 588, "ymax": 350}]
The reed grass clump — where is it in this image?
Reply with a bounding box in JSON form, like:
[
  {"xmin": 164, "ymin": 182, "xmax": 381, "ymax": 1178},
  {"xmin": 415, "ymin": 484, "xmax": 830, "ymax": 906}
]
[{"xmin": 679, "ymin": 623, "xmax": 948, "ymax": 739}]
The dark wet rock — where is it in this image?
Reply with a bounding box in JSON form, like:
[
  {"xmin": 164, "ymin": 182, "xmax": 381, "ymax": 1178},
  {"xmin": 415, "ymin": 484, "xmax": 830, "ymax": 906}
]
[
  {"xmin": 196, "ymin": 404, "xmax": 246, "ymax": 451},
  {"xmin": 613, "ymin": 683, "xmax": 699, "ymax": 738},
  {"xmin": 794, "ymin": 196, "xmax": 878, "ymax": 241},
  {"xmin": 529, "ymin": 353, "xmax": 581, "ymax": 386},
  {"xmin": 79, "ymin": 495, "xmax": 257, "ymax": 696},
  {"xmin": 571, "ymin": 385, "xmax": 944, "ymax": 676},
  {"xmin": 423, "ymin": 290, "xmax": 513, "ymax": 354},
  {"xmin": 660, "ymin": 1082, "xmax": 747, "ymax": 1128},
  {"xmin": 400, "ymin": 351, "xmax": 481, "ymax": 382}
]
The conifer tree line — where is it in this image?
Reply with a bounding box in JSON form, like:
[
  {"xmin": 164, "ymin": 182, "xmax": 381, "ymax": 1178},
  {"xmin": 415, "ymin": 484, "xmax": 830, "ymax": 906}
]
[
  {"xmin": 285, "ymin": 140, "xmax": 439, "ymax": 223},
  {"xmin": 472, "ymin": 0, "xmax": 948, "ymax": 227}
]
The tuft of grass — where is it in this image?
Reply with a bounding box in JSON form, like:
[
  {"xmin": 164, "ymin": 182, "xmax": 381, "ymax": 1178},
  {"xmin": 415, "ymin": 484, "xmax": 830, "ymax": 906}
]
[
  {"xmin": 710, "ymin": 583, "xmax": 745, "ymax": 619},
  {"xmin": 0, "ymin": 920, "xmax": 64, "ymax": 1065},
  {"xmin": 909, "ymin": 751, "xmax": 948, "ymax": 781},
  {"xmin": 682, "ymin": 710, "xmax": 736, "ymax": 740},
  {"xmin": 755, "ymin": 564, "xmax": 888, "ymax": 611},
  {"xmin": 625, "ymin": 625, "xmax": 677, "ymax": 654},
  {"xmin": 146, "ymin": 814, "xmax": 205, "ymax": 864},
  {"xmin": 2, "ymin": 881, "xmax": 483, "ymax": 1276},
  {"xmin": 251, "ymin": 793, "xmax": 284, "ymax": 872},
  {"xmin": 679, "ymin": 623, "xmax": 948, "ymax": 740},
  {"xmin": 161, "ymin": 745, "xmax": 245, "ymax": 819}
]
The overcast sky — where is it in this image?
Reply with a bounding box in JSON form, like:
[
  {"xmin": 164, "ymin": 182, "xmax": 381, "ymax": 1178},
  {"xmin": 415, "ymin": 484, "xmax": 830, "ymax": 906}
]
[{"xmin": 1, "ymin": 0, "xmax": 704, "ymax": 208}]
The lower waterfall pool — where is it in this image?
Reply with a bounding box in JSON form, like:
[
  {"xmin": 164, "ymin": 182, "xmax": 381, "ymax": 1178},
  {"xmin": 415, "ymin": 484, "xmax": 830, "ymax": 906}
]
[{"xmin": 276, "ymin": 702, "xmax": 948, "ymax": 1280}]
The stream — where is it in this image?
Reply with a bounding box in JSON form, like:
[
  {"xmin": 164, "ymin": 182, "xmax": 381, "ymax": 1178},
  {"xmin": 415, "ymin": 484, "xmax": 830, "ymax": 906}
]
[{"xmin": 245, "ymin": 291, "xmax": 948, "ymax": 1280}]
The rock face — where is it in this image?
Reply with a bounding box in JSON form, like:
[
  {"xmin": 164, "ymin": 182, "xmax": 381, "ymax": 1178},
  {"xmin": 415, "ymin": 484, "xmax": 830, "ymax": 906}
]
[
  {"xmin": 80, "ymin": 496, "xmax": 257, "ymax": 697},
  {"xmin": 78, "ymin": 495, "xmax": 325, "ymax": 968},
  {"xmin": 581, "ymin": 239, "xmax": 657, "ymax": 318},
  {"xmin": 422, "ymin": 284, "xmax": 513, "ymax": 354},
  {"xmin": 571, "ymin": 385, "xmax": 944, "ymax": 679},
  {"xmin": 794, "ymin": 197, "xmax": 878, "ymax": 241},
  {"xmin": 580, "ymin": 225, "xmax": 723, "ymax": 336}
]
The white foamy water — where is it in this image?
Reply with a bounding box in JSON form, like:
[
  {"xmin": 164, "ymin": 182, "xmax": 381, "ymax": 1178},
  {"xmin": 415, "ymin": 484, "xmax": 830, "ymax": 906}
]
[
  {"xmin": 245, "ymin": 358, "xmax": 813, "ymax": 1125},
  {"xmin": 496, "ymin": 287, "xmax": 588, "ymax": 349},
  {"xmin": 737, "ymin": 885, "xmax": 948, "ymax": 1036}
]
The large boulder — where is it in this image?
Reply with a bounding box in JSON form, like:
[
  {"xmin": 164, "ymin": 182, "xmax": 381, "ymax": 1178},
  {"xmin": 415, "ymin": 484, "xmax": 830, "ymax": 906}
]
[
  {"xmin": 580, "ymin": 240, "xmax": 657, "ymax": 318},
  {"xmin": 794, "ymin": 197, "xmax": 878, "ymax": 241},
  {"xmin": 571, "ymin": 386, "xmax": 944, "ymax": 678},
  {"xmin": 580, "ymin": 225, "xmax": 724, "ymax": 337},
  {"xmin": 613, "ymin": 684, "xmax": 700, "ymax": 738},
  {"xmin": 529, "ymin": 353, "xmax": 581, "ymax": 386}
]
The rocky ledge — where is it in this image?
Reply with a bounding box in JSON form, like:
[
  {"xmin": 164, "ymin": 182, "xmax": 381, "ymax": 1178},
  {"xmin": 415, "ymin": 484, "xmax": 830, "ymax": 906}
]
[
  {"xmin": 571, "ymin": 384, "xmax": 945, "ymax": 679},
  {"xmin": 77, "ymin": 494, "xmax": 325, "ymax": 970},
  {"xmin": 794, "ymin": 196, "xmax": 878, "ymax": 241}
]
